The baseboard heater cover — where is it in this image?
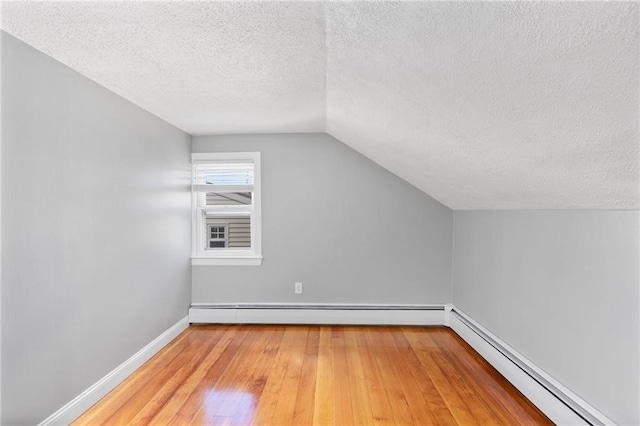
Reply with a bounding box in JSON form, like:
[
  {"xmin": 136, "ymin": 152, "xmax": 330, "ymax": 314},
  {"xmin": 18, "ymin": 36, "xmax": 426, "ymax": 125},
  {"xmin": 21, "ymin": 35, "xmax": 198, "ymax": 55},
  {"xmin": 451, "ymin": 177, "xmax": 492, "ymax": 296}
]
[
  {"xmin": 190, "ymin": 303, "xmax": 445, "ymax": 310},
  {"xmin": 450, "ymin": 308, "xmax": 614, "ymax": 426},
  {"xmin": 189, "ymin": 303, "xmax": 446, "ymax": 325},
  {"xmin": 43, "ymin": 305, "xmax": 618, "ymax": 426}
]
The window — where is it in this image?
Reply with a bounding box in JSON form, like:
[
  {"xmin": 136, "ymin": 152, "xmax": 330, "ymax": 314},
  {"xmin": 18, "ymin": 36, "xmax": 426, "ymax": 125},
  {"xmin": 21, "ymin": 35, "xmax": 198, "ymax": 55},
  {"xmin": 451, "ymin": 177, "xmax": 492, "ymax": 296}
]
[
  {"xmin": 207, "ymin": 224, "xmax": 228, "ymax": 248},
  {"xmin": 191, "ymin": 152, "xmax": 262, "ymax": 266}
]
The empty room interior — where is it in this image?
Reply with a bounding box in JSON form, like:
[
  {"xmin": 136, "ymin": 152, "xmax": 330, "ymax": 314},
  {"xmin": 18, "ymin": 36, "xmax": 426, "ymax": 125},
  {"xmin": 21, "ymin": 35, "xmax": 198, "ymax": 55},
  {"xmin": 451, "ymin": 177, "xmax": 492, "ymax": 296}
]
[{"xmin": 1, "ymin": 1, "xmax": 639, "ymax": 425}]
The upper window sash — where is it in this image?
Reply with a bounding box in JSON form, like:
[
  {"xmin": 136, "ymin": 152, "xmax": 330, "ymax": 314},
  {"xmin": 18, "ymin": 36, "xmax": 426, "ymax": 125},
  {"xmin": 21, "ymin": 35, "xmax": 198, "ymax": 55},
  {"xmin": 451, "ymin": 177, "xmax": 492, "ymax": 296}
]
[
  {"xmin": 192, "ymin": 154, "xmax": 260, "ymax": 189},
  {"xmin": 192, "ymin": 163, "xmax": 254, "ymax": 193}
]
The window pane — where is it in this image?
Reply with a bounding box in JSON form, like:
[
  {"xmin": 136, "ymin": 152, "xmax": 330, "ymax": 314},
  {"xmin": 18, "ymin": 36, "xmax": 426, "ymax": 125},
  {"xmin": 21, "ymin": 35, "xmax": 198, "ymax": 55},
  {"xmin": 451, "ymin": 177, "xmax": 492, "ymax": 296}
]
[
  {"xmin": 205, "ymin": 192, "xmax": 252, "ymax": 206},
  {"xmin": 205, "ymin": 170, "xmax": 253, "ymax": 185},
  {"xmin": 209, "ymin": 241, "xmax": 225, "ymax": 248},
  {"xmin": 205, "ymin": 214, "xmax": 251, "ymax": 249},
  {"xmin": 193, "ymin": 163, "xmax": 254, "ymax": 186}
]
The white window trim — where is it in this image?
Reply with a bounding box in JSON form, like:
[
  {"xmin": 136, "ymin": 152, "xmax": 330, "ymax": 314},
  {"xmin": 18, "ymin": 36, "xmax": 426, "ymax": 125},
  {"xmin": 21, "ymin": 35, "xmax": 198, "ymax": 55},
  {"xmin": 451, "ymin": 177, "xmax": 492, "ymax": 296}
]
[{"xmin": 191, "ymin": 152, "xmax": 262, "ymax": 266}]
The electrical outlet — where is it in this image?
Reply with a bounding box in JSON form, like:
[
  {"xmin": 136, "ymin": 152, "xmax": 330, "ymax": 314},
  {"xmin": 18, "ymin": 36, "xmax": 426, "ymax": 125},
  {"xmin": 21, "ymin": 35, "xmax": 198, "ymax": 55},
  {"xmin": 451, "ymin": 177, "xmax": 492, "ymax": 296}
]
[{"xmin": 294, "ymin": 282, "xmax": 303, "ymax": 294}]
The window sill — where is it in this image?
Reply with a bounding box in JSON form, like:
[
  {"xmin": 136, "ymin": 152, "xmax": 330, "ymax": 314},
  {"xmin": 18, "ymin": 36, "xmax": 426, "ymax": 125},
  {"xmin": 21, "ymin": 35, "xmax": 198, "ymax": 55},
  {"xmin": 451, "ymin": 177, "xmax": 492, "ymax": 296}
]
[{"xmin": 191, "ymin": 256, "xmax": 263, "ymax": 266}]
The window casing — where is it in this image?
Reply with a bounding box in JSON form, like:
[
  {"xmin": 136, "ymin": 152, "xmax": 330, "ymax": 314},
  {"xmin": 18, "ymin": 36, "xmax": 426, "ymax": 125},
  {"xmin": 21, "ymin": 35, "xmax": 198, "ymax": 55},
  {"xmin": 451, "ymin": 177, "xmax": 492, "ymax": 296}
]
[{"xmin": 191, "ymin": 152, "xmax": 262, "ymax": 266}]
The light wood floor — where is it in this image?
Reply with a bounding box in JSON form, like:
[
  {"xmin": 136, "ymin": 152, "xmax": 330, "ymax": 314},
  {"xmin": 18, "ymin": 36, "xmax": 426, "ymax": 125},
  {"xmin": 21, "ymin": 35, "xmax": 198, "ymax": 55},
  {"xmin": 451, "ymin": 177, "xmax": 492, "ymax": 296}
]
[{"xmin": 73, "ymin": 325, "xmax": 553, "ymax": 425}]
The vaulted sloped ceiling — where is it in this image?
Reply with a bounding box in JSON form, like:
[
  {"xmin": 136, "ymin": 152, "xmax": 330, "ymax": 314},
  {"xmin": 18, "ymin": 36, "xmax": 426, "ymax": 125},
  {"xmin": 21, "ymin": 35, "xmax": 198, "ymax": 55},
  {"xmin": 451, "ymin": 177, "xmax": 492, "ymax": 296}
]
[
  {"xmin": 2, "ymin": 1, "xmax": 638, "ymax": 209},
  {"xmin": 1, "ymin": 2, "xmax": 327, "ymax": 134}
]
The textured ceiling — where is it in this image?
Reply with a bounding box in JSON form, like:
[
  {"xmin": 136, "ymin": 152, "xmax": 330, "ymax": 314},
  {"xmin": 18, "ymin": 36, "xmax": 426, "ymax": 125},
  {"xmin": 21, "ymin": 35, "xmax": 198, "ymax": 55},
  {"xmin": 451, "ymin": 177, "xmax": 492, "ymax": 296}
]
[
  {"xmin": 2, "ymin": 1, "xmax": 638, "ymax": 209},
  {"xmin": 326, "ymin": 1, "xmax": 639, "ymax": 209},
  {"xmin": 1, "ymin": 2, "xmax": 326, "ymax": 135}
]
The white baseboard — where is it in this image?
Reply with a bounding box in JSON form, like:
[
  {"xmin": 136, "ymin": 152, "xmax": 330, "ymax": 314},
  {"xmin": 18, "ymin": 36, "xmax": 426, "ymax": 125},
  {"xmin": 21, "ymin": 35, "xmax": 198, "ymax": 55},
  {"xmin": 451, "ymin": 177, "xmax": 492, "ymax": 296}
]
[
  {"xmin": 448, "ymin": 307, "xmax": 614, "ymax": 426},
  {"xmin": 189, "ymin": 303, "xmax": 446, "ymax": 325},
  {"xmin": 38, "ymin": 306, "xmax": 614, "ymax": 426},
  {"xmin": 38, "ymin": 316, "xmax": 189, "ymax": 426}
]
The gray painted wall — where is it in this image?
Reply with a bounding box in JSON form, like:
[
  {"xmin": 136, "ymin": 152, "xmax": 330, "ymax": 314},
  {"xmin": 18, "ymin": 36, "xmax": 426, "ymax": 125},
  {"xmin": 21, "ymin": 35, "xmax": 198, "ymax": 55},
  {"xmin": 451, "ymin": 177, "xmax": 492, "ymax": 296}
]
[
  {"xmin": 0, "ymin": 30, "xmax": 3, "ymax": 424},
  {"xmin": 192, "ymin": 134, "xmax": 453, "ymax": 304},
  {"xmin": 452, "ymin": 210, "xmax": 639, "ymax": 425},
  {"xmin": 1, "ymin": 32, "xmax": 192, "ymax": 424}
]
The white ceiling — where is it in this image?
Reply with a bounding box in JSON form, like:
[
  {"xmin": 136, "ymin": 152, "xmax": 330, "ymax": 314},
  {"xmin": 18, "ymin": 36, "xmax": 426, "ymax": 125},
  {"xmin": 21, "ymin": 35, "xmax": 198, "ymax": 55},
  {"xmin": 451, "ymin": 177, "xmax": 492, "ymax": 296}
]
[
  {"xmin": 2, "ymin": 1, "xmax": 638, "ymax": 210},
  {"xmin": 1, "ymin": 2, "xmax": 327, "ymax": 134}
]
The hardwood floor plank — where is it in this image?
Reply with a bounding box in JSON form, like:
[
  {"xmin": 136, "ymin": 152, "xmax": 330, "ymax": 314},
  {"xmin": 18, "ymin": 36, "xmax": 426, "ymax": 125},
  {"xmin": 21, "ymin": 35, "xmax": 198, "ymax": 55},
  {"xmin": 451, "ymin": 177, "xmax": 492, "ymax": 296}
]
[
  {"xmin": 331, "ymin": 327, "xmax": 354, "ymax": 425},
  {"xmin": 376, "ymin": 327, "xmax": 446, "ymax": 425},
  {"xmin": 253, "ymin": 326, "xmax": 307, "ymax": 425},
  {"xmin": 392, "ymin": 328, "xmax": 457, "ymax": 425},
  {"xmin": 364, "ymin": 327, "xmax": 416, "ymax": 425},
  {"xmin": 165, "ymin": 327, "xmax": 250, "ymax": 426},
  {"xmin": 146, "ymin": 327, "xmax": 244, "ymax": 425},
  {"xmin": 343, "ymin": 327, "xmax": 375, "ymax": 425},
  {"xmin": 291, "ymin": 326, "xmax": 320, "ymax": 425},
  {"xmin": 353, "ymin": 327, "xmax": 395, "ymax": 425},
  {"xmin": 435, "ymin": 329, "xmax": 553, "ymax": 425},
  {"xmin": 404, "ymin": 327, "xmax": 502, "ymax": 425},
  {"xmin": 72, "ymin": 325, "xmax": 552, "ymax": 426},
  {"xmin": 195, "ymin": 327, "xmax": 285, "ymax": 425},
  {"xmin": 129, "ymin": 327, "xmax": 240, "ymax": 425},
  {"xmin": 311, "ymin": 327, "xmax": 335, "ymax": 426},
  {"xmin": 266, "ymin": 327, "xmax": 309, "ymax": 425},
  {"xmin": 104, "ymin": 328, "xmax": 227, "ymax": 425}
]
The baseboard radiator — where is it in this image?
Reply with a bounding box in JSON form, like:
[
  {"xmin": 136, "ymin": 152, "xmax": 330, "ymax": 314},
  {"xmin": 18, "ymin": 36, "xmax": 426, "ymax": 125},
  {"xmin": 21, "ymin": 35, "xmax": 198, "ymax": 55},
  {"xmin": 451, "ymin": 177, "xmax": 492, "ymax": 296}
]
[
  {"xmin": 449, "ymin": 308, "xmax": 613, "ymax": 426},
  {"xmin": 189, "ymin": 303, "xmax": 446, "ymax": 325},
  {"xmin": 190, "ymin": 302, "xmax": 615, "ymax": 426},
  {"xmin": 41, "ymin": 304, "xmax": 616, "ymax": 426}
]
